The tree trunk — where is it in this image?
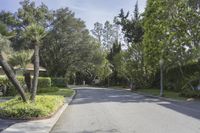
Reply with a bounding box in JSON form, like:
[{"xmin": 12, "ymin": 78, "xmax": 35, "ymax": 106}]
[
  {"xmin": 24, "ymin": 71, "xmax": 32, "ymax": 92},
  {"xmin": 65, "ymin": 82, "xmax": 68, "ymax": 88},
  {"xmin": 130, "ymin": 79, "xmax": 135, "ymax": 91},
  {"xmin": 107, "ymin": 77, "xmax": 110, "ymax": 87},
  {"xmin": 31, "ymin": 45, "xmax": 40, "ymax": 102},
  {"xmin": 0, "ymin": 53, "xmax": 27, "ymax": 102}
]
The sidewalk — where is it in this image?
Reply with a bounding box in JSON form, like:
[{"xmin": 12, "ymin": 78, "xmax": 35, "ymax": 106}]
[{"xmin": 1, "ymin": 92, "xmax": 76, "ymax": 133}]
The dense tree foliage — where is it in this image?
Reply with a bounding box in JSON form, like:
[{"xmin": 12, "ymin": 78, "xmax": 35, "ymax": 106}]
[
  {"xmin": 91, "ymin": 21, "xmax": 121, "ymax": 50},
  {"xmin": 40, "ymin": 8, "xmax": 110, "ymax": 83},
  {"xmin": 94, "ymin": 0, "xmax": 200, "ymax": 92},
  {"xmin": 113, "ymin": 2, "xmax": 154, "ymax": 89},
  {"xmin": 0, "ymin": 0, "xmax": 110, "ymax": 101},
  {"xmin": 117, "ymin": 5, "xmax": 143, "ymax": 44},
  {"xmin": 143, "ymin": 0, "xmax": 200, "ymax": 90}
]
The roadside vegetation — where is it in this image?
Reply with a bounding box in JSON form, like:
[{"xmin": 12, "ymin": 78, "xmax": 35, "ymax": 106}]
[
  {"xmin": 0, "ymin": 0, "xmax": 110, "ymax": 101},
  {"xmin": 38, "ymin": 87, "xmax": 74, "ymax": 97},
  {"xmin": 0, "ymin": 85, "xmax": 74, "ymax": 119},
  {"xmin": 0, "ymin": 0, "xmax": 105, "ymax": 119},
  {"xmin": 0, "ymin": 74, "xmax": 74, "ymax": 119},
  {"xmin": 0, "ymin": 95, "xmax": 64, "ymax": 119},
  {"xmin": 90, "ymin": 0, "xmax": 200, "ymax": 99},
  {"xmin": 0, "ymin": 0, "xmax": 200, "ymax": 121}
]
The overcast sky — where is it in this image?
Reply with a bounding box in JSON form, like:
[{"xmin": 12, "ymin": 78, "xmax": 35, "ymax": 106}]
[{"xmin": 0, "ymin": 0, "xmax": 147, "ymax": 30}]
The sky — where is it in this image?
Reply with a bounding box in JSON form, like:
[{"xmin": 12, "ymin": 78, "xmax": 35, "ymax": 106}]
[{"xmin": 0, "ymin": 0, "xmax": 147, "ymax": 30}]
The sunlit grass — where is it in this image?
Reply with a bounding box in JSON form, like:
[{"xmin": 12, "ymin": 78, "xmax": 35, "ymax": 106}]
[
  {"xmin": 38, "ymin": 88, "xmax": 74, "ymax": 97},
  {"xmin": 136, "ymin": 88, "xmax": 187, "ymax": 101}
]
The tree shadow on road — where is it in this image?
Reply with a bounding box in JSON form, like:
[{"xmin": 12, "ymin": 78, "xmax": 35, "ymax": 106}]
[
  {"xmin": 71, "ymin": 88, "xmax": 200, "ymax": 120},
  {"xmin": 0, "ymin": 119, "xmax": 24, "ymax": 132}
]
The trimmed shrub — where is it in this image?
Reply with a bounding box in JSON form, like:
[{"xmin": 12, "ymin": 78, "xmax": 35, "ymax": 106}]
[
  {"xmin": 0, "ymin": 76, "xmax": 51, "ymax": 96},
  {"xmin": 51, "ymin": 77, "xmax": 66, "ymax": 87},
  {"xmin": 38, "ymin": 77, "xmax": 51, "ymax": 88},
  {"xmin": 0, "ymin": 76, "xmax": 24, "ymax": 96}
]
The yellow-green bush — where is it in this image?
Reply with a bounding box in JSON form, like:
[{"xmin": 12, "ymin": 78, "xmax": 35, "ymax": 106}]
[{"xmin": 0, "ymin": 95, "xmax": 64, "ymax": 119}]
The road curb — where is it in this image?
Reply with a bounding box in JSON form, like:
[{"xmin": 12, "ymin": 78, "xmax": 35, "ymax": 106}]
[{"xmin": 2, "ymin": 90, "xmax": 76, "ymax": 133}]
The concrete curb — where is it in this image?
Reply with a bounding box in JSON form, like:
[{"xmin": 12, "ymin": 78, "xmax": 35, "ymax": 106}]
[{"xmin": 1, "ymin": 90, "xmax": 76, "ymax": 133}]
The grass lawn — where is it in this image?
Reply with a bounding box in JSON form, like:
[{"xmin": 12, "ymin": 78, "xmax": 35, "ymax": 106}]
[
  {"xmin": 110, "ymin": 86, "xmax": 129, "ymax": 90},
  {"xmin": 136, "ymin": 88, "xmax": 187, "ymax": 101},
  {"xmin": 0, "ymin": 96, "xmax": 13, "ymax": 98},
  {"xmin": 38, "ymin": 88, "xmax": 74, "ymax": 97}
]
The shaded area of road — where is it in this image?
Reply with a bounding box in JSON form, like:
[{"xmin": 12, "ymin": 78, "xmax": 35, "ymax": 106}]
[
  {"xmin": 0, "ymin": 119, "xmax": 24, "ymax": 132},
  {"xmin": 51, "ymin": 87, "xmax": 200, "ymax": 133}
]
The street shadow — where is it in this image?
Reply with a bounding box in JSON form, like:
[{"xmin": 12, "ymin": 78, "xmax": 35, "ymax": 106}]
[
  {"xmin": 158, "ymin": 101, "xmax": 200, "ymax": 120},
  {"xmin": 0, "ymin": 119, "xmax": 25, "ymax": 132},
  {"xmin": 71, "ymin": 87, "xmax": 200, "ymax": 120},
  {"xmin": 72, "ymin": 88, "xmax": 162, "ymax": 104}
]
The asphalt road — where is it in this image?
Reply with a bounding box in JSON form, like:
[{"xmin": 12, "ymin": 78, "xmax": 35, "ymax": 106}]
[{"xmin": 51, "ymin": 87, "xmax": 200, "ymax": 133}]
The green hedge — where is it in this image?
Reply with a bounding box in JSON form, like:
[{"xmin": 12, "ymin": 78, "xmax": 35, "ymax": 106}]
[
  {"xmin": 0, "ymin": 76, "xmax": 51, "ymax": 96},
  {"xmin": 38, "ymin": 77, "xmax": 51, "ymax": 88},
  {"xmin": 0, "ymin": 76, "xmax": 25, "ymax": 96},
  {"xmin": 51, "ymin": 77, "xmax": 66, "ymax": 87}
]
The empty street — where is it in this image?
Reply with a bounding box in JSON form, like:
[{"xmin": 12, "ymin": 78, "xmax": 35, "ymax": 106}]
[{"xmin": 51, "ymin": 87, "xmax": 200, "ymax": 133}]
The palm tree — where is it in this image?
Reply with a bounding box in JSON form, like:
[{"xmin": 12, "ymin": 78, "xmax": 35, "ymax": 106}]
[
  {"xmin": 9, "ymin": 50, "xmax": 34, "ymax": 70},
  {"xmin": 24, "ymin": 23, "xmax": 46, "ymax": 102},
  {"xmin": 9, "ymin": 50, "xmax": 34, "ymax": 91},
  {"xmin": 0, "ymin": 34, "xmax": 27, "ymax": 102}
]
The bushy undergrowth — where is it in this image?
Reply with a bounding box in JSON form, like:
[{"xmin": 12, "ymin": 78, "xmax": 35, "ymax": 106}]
[
  {"xmin": 0, "ymin": 95, "xmax": 64, "ymax": 119},
  {"xmin": 180, "ymin": 90, "xmax": 200, "ymax": 98}
]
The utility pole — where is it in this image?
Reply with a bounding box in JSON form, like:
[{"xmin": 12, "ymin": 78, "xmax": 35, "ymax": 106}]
[{"xmin": 159, "ymin": 59, "xmax": 164, "ymax": 97}]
